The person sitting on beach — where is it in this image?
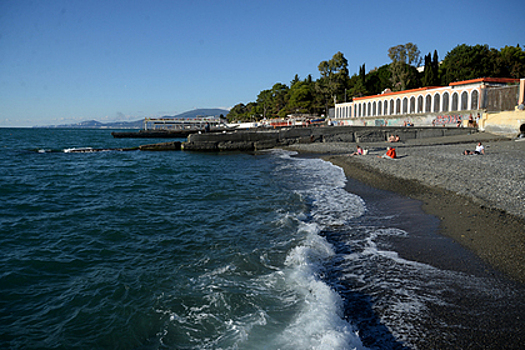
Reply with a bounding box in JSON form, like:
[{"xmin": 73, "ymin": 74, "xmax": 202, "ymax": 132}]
[
  {"xmin": 463, "ymin": 142, "xmax": 485, "ymax": 155},
  {"xmin": 350, "ymin": 145, "xmax": 364, "ymax": 156},
  {"xmin": 475, "ymin": 142, "xmax": 485, "ymax": 155},
  {"xmin": 378, "ymin": 147, "xmax": 396, "ymax": 159},
  {"xmin": 388, "ymin": 135, "xmax": 400, "ymax": 142}
]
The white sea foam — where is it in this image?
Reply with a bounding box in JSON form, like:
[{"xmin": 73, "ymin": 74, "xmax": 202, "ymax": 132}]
[
  {"xmin": 264, "ymin": 151, "xmax": 369, "ymax": 349},
  {"xmin": 63, "ymin": 147, "xmax": 94, "ymax": 153},
  {"xmin": 273, "ymin": 223, "xmax": 367, "ymax": 350}
]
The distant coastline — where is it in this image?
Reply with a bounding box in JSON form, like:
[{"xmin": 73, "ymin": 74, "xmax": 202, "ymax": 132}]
[{"xmin": 33, "ymin": 108, "xmax": 229, "ymax": 129}]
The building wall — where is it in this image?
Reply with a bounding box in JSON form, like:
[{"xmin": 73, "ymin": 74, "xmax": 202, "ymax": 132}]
[
  {"xmin": 335, "ymin": 78, "xmax": 520, "ymax": 126},
  {"xmin": 481, "ymin": 109, "xmax": 525, "ymax": 136}
]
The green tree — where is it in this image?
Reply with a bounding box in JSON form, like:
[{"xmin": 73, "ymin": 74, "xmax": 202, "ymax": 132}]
[
  {"xmin": 317, "ymin": 51, "xmax": 350, "ymax": 113},
  {"xmin": 422, "ymin": 52, "xmax": 440, "ymax": 87},
  {"xmin": 244, "ymin": 102, "xmax": 258, "ymax": 120},
  {"xmin": 359, "ymin": 63, "xmax": 366, "ymax": 85},
  {"xmin": 256, "ymin": 89, "xmax": 273, "ymax": 119},
  {"xmin": 287, "ymin": 80, "xmax": 313, "ymax": 114},
  {"xmin": 365, "ymin": 64, "xmax": 392, "ymax": 95},
  {"xmin": 432, "ymin": 50, "xmax": 440, "ymax": 85},
  {"xmin": 227, "ymin": 103, "xmax": 246, "ymax": 122},
  {"xmin": 270, "ymin": 83, "xmax": 289, "ymax": 117},
  {"xmin": 351, "ymin": 78, "xmax": 367, "ymax": 97},
  {"xmin": 290, "ymin": 74, "xmax": 300, "ymax": 87},
  {"xmin": 499, "ymin": 45, "xmax": 525, "ymax": 78},
  {"xmin": 440, "ymin": 44, "xmax": 498, "ymax": 85},
  {"xmin": 388, "ymin": 43, "xmax": 422, "ymax": 91}
]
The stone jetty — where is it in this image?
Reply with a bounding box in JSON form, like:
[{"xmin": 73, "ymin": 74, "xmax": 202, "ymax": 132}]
[{"xmin": 181, "ymin": 125, "xmax": 477, "ymax": 151}]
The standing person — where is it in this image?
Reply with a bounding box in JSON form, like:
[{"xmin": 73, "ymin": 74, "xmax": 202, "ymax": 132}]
[{"xmin": 468, "ymin": 115, "xmax": 475, "ymax": 128}]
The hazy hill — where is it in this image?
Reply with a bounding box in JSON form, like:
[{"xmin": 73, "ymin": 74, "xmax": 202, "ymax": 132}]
[{"xmin": 37, "ymin": 108, "xmax": 230, "ymax": 129}]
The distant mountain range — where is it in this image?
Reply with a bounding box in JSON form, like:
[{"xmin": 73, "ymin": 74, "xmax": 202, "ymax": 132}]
[{"xmin": 36, "ymin": 108, "xmax": 230, "ymax": 129}]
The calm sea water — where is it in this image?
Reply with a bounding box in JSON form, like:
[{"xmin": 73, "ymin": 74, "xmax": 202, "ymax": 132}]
[{"xmin": 1, "ymin": 128, "xmax": 524, "ymax": 350}]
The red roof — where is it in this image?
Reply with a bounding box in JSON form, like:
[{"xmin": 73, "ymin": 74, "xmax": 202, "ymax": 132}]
[
  {"xmin": 351, "ymin": 77, "xmax": 519, "ymax": 102},
  {"xmin": 353, "ymin": 86, "xmax": 441, "ymax": 101},
  {"xmin": 449, "ymin": 77, "xmax": 520, "ymax": 86}
]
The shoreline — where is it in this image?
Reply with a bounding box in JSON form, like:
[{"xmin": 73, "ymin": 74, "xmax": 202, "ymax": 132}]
[{"xmin": 283, "ymin": 133, "xmax": 525, "ymax": 284}]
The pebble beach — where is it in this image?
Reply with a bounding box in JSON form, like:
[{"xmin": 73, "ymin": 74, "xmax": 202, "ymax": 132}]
[{"xmin": 283, "ymin": 132, "xmax": 525, "ymax": 283}]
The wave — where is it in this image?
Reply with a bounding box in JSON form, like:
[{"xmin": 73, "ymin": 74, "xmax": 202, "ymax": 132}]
[{"xmin": 267, "ymin": 151, "xmax": 368, "ymax": 349}]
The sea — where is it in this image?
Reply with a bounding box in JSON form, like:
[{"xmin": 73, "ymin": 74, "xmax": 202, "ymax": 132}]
[{"xmin": 1, "ymin": 128, "xmax": 525, "ymax": 350}]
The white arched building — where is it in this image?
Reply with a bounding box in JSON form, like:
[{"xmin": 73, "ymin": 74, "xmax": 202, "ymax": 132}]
[{"xmin": 335, "ymin": 78, "xmax": 519, "ymax": 126}]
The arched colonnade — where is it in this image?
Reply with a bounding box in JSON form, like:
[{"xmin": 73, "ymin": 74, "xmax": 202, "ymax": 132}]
[{"xmin": 336, "ymin": 88, "xmax": 480, "ymax": 119}]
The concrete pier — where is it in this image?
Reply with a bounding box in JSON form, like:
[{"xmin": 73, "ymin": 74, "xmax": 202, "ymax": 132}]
[{"xmin": 182, "ymin": 125, "xmax": 478, "ymax": 152}]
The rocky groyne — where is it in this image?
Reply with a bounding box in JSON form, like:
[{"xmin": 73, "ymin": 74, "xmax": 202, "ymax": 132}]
[{"xmin": 182, "ymin": 125, "xmax": 476, "ymax": 151}]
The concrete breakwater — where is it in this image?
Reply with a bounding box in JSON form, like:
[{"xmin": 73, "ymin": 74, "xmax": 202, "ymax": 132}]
[{"xmin": 181, "ymin": 125, "xmax": 477, "ymax": 151}]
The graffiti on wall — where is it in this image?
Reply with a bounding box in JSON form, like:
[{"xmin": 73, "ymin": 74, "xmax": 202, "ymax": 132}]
[
  {"xmin": 434, "ymin": 115, "xmax": 463, "ymax": 125},
  {"xmin": 433, "ymin": 113, "xmax": 481, "ymax": 126},
  {"xmin": 342, "ymin": 112, "xmax": 483, "ymax": 127}
]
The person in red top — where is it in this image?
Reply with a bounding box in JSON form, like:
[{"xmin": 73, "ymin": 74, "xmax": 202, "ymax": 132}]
[{"xmin": 378, "ymin": 147, "xmax": 396, "ymax": 159}]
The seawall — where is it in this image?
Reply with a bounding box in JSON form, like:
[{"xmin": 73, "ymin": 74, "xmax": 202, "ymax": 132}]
[{"xmin": 182, "ymin": 125, "xmax": 477, "ymax": 151}]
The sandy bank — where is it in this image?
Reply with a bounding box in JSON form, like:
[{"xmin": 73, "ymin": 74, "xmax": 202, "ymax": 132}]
[{"xmin": 283, "ymin": 133, "xmax": 525, "ymax": 283}]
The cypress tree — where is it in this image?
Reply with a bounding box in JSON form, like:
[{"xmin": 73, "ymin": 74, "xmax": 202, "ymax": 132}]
[
  {"xmin": 422, "ymin": 53, "xmax": 432, "ymax": 86},
  {"xmin": 432, "ymin": 50, "xmax": 440, "ymax": 85}
]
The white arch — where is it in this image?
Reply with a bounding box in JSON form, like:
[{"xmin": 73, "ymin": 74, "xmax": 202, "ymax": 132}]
[
  {"xmin": 460, "ymin": 91, "xmax": 469, "ymax": 110},
  {"xmin": 450, "ymin": 91, "xmax": 459, "ymax": 111},
  {"xmin": 433, "ymin": 93, "xmax": 441, "ymax": 112},
  {"xmin": 417, "ymin": 94, "xmax": 424, "ymax": 113},
  {"xmin": 395, "ymin": 98, "xmax": 401, "ymax": 114},
  {"xmin": 425, "ymin": 94, "xmax": 432, "ymax": 112},
  {"xmin": 471, "ymin": 90, "xmax": 479, "ymax": 110},
  {"xmin": 442, "ymin": 92, "xmax": 450, "ymax": 112}
]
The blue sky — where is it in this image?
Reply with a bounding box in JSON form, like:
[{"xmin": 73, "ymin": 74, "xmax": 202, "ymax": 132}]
[{"xmin": 1, "ymin": 0, "xmax": 523, "ymax": 127}]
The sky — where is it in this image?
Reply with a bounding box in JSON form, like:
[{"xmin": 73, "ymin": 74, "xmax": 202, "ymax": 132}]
[{"xmin": 1, "ymin": 0, "xmax": 523, "ymax": 127}]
